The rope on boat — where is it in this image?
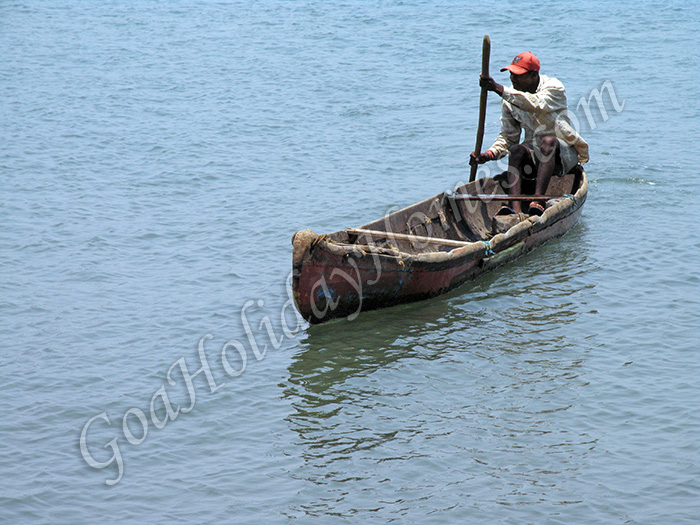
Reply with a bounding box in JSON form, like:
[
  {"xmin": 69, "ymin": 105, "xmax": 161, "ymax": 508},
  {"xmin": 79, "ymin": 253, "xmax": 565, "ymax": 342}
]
[
  {"xmin": 310, "ymin": 234, "xmax": 328, "ymax": 250},
  {"xmin": 481, "ymin": 240, "xmax": 495, "ymax": 257}
]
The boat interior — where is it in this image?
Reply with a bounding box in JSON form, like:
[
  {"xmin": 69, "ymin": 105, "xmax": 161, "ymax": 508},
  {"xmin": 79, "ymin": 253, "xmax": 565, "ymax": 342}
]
[{"xmin": 326, "ymin": 167, "xmax": 585, "ymax": 256}]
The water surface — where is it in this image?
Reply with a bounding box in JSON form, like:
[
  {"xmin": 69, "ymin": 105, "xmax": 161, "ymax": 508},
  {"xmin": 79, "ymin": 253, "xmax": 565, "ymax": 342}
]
[{"xmin": 2, "ymin": 1, "xmax": 699, "ymax": 522}]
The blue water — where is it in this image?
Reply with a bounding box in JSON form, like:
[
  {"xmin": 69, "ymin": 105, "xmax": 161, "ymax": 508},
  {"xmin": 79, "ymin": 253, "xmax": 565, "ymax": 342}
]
[{"xmin": 2, "ymin": 1, "xmax": 699, "ymax": 522}]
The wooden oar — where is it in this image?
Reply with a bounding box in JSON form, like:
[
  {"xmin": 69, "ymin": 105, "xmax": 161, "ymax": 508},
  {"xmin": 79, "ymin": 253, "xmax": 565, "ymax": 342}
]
[{"xmin": 469, "ymin": 35, "xmax": 491, "ymax": 183}]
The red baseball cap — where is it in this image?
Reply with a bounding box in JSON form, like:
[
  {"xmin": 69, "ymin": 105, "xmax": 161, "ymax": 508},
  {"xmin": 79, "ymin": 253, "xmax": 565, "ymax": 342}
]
[{"xmin": 501, "ymin": 52, "xmax": 540, "ymax": 75}]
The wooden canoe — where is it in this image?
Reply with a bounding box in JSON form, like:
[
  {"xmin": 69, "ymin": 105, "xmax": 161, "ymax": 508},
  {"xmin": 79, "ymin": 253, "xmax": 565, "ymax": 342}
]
[{"xmin": 291, "ymin": 168, "xmax": 587, "ymax": 324}]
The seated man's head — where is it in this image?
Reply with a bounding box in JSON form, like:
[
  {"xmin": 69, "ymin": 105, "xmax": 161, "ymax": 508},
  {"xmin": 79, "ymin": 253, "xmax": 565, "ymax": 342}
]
[{"xmin": 501, "ymin": 51, "xmax": 540, "ymax": 92}]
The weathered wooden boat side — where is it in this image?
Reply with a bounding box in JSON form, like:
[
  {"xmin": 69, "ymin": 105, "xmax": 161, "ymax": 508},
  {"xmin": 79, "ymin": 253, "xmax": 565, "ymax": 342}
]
[{"xmin": 292, "ymin": 170, "xmax": 587, "ymax": 324}]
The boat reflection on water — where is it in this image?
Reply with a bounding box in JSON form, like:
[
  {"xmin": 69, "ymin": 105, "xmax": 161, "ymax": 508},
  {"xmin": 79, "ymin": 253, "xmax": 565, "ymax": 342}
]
[{"xmin": 287, "ymin": 296, "xmax": 458, "ymax": 396}]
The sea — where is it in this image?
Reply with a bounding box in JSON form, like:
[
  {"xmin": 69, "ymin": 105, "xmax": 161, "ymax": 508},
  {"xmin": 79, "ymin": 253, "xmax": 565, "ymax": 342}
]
[{"xmin": 2, "ymin": 1, "xmax": 699, "ymax": 523}]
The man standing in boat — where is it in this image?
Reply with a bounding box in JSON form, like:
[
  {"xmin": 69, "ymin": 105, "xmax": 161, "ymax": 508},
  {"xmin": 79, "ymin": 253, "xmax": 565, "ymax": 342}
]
[{"xmin": 469, "ymin": 51, "xmax": 588, "ymax": 216}]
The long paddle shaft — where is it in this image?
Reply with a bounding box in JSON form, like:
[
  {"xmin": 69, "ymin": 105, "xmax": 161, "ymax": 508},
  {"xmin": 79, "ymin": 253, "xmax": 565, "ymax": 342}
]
[{"xmin": 469, "ymin": 35, "xmax": 491, "ymax": 183}]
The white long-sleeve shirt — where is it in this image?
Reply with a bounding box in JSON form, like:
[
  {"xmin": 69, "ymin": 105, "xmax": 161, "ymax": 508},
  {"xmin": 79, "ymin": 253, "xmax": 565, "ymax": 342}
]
[{"xmin": 489, "ymin": 75, "xmax": 589, "ymax": 163}]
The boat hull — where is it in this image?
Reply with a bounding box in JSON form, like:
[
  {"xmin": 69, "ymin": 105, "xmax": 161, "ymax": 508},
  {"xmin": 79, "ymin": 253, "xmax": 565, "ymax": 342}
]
[{"xmin": 292, "ymin": 172, "xmax": 587, "ymax": 324}]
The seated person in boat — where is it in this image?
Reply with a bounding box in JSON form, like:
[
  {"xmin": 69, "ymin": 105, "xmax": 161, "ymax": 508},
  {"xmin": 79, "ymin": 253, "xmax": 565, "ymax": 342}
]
[{"xmin": 469, "ymin": 51, "xmax": 588, "ymax": 216}]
